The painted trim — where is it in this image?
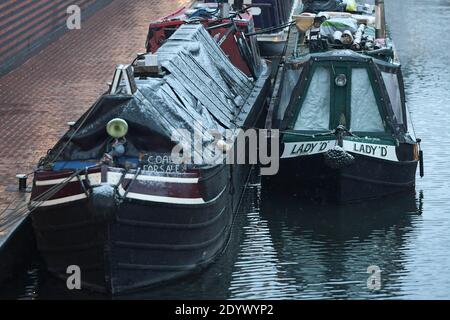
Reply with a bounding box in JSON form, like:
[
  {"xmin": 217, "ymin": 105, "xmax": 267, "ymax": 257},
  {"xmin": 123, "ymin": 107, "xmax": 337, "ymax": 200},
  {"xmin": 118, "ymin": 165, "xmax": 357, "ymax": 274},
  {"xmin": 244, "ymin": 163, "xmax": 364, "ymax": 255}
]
[
  {"xmin": 117, "ymin": 185, "xmax": 227, "ymax": 205},
  {"xmin": 117, "ymin": 186, "xmax": 204, "ymax": 205},
  {"xmin": 35, "ymin": 172, "xmax": 198, "ymax": 186},
  {"xmin": 30, "ymin": 193, "xmax": 87, "ymax": 207},
  {"xmin": 282, "ymin": 139, "xmax": 399, "ymax": 162},
  {"xmin": 124, "ymin": 174, "xmax": 198, "ymax": 184}
]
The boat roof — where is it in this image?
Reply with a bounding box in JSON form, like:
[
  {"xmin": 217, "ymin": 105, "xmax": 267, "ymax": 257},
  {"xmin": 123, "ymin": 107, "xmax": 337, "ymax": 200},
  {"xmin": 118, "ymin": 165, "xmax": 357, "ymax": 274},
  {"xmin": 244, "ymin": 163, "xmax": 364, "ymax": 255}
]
[{"xmin": 53, "ymin": 24, "xmax": 261, "ymax": 161}]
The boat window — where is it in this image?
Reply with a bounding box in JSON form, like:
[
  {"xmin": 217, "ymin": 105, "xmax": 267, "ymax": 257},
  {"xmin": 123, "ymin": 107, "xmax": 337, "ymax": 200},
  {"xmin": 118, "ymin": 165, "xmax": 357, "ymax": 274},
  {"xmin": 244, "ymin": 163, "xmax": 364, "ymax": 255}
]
[
  {"xmin": 277, "ymin": 68, "xmax": 302, "ymax": 120},
  {"xmin": 382, "ymin": 71, "xmax": 403, "ymax": 124},
  {"xmin": 350, "ymin": 68, "xmax": 385, "ymax": 132},
  {"xmin": 294, "ymin": 67, "xmax": 330, "ymax": 130}
]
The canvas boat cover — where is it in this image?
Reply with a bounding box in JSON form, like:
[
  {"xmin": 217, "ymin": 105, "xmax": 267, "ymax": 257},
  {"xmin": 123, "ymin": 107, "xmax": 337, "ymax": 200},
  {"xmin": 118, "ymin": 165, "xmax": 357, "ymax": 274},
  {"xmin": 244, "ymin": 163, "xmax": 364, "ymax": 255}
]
[
  {"xmin": 54, "ymin": 24, "xmax": 254, "ymax": 161},
  {"xmin": 302, "ymin": 0, "xmax": 358, "ymax": 13},
  {"xmin": 273, "ymin": 50, "xmax": 414, "ymax": 142},
  {"xmin": 302, "ymin": 0, "xmax": 345, "ymax": 13}
]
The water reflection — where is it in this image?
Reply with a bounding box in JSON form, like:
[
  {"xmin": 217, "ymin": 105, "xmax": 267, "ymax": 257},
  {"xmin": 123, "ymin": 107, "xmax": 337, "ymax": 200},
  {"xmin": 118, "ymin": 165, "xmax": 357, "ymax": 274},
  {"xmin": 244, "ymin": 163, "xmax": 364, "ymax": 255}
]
[
  {"xmin": 260, "ymin": 183, "xmax": 422, "ymax": 299},
  {"xmin": 228, "ymin": 179, "xmax": 299, "ymax": 300}
]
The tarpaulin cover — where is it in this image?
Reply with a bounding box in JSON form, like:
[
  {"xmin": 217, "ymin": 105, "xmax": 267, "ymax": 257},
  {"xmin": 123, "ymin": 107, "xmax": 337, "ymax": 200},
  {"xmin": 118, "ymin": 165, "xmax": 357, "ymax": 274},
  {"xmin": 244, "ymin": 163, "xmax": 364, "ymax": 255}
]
[
  {"xmin": 350, "ymin": 68, "xmax": 385, "ymax": 132},
  {"xmin": 302, "ymin": 0, "xmax": 345, "ymax": 13},
  {"xmin": 55, "ymin": 24, "xmax": 254, "ymax": 161},
  {"xmin": 277, "ymin": 67, "xmax": 302, "ymax": 121},
  {"xmin": 294, "ymin": 66, "xmax": 331, "ymax": 130},
  {"xmin": 277, "ymin": 50, "xmax": 411, "ymax": 139}
]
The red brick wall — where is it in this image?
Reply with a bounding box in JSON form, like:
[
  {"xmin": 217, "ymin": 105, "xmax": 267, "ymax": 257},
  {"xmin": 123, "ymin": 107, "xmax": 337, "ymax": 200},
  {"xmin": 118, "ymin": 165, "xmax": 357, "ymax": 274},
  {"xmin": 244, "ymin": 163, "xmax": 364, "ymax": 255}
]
[{"xmin": 0, "ymin": 0, "xmax": 112, "ymax": 75}]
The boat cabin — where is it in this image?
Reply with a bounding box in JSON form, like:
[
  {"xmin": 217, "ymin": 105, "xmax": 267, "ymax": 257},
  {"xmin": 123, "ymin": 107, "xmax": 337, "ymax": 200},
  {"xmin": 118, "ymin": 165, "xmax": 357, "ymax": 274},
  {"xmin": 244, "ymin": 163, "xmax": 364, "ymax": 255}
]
[
  {"xmin": 263, "ymin": 0, "xmax": 421, "ymax": 202},
  {"xmin": 273, "ymin": 51, "xmax": 409, "ymax": 140},
  {"xmin": 268, "ymin": 2, "xmax": 415, "ymax": 144}
]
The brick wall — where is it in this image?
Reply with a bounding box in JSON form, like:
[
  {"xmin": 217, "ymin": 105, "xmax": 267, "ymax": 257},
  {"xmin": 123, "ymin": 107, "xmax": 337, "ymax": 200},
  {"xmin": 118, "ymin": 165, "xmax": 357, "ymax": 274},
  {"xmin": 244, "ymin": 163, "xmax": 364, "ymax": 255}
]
[{"xmin": 0, "ymin": 0, "xmax": 112, "ymax": 75}]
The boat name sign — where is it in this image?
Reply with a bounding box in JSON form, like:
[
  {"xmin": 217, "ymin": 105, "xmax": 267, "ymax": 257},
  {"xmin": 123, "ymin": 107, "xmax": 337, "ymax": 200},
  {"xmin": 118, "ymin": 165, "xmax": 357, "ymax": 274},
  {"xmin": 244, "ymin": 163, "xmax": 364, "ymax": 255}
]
[
  {"xmin": 345, "ymin": 140, "xmax": 398, "ymax": 162},
  {"xmin": 282, "ymin": 140, "xmax": 398, "ymax": 162},
  {"xmin": 283, "ymin": 140, "xmax": 335, "ymax": 158}
]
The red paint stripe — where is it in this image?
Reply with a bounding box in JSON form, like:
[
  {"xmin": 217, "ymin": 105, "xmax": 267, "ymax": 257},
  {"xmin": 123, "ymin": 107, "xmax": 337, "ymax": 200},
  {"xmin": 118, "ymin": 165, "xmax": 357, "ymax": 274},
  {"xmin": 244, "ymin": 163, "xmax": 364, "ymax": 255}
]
[
  {"xmin": 34, "ymin": 167, "xmax": 100, "ymax": 181},
  {"xmin": 31, "ymin": 182, "xmax": 85, "ymax": 201}
]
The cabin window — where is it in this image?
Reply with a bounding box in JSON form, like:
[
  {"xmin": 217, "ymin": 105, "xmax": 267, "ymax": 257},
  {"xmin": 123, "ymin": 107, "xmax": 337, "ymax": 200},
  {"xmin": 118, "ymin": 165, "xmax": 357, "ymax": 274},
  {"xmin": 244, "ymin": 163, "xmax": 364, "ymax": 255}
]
[
  {"xmin": 294, "ymin": 67, "xmax": 330, "ymax": 130},
  {"xmin": 350, "ymin": 68, "xmax": 385, "ymax": 132},
  {"xmin": 277, "ymin": 68, "xmax": 302, "ymax": 120},
  {"xmin": 382, "ymin": 72, "xmax": 403, "ymax": 124}
]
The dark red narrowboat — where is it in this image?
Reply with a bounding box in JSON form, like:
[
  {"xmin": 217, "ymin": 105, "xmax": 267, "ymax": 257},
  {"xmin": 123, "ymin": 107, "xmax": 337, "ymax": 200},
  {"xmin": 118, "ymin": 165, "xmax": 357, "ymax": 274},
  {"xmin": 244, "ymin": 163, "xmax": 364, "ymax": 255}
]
[
  {"xmin": 30, "ymin": 14, "xmax": 272, "ymax": 294},
  {"xmin": 146, "ymin": 0, "xmax": 297, "ymax": 62}
]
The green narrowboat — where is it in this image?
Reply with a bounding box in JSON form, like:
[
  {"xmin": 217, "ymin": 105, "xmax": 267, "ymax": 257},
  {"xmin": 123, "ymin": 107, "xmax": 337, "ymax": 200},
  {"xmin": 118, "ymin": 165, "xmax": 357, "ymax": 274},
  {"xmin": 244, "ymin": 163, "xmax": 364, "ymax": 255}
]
[{"xmin": 264, "ymin": 1, "xmax": 423, "ymax": 202}]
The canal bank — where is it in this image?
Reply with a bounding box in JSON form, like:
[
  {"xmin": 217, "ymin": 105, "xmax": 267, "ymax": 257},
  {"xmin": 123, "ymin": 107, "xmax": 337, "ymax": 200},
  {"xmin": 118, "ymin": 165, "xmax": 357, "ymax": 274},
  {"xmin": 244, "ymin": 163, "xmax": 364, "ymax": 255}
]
[
  {"xmin": 0, "ymin": 0, "xmax": 190, "ymax": 287},
  {"xmin": 0, "ymin": 0, "xmax": 113, "ymax": 76}
]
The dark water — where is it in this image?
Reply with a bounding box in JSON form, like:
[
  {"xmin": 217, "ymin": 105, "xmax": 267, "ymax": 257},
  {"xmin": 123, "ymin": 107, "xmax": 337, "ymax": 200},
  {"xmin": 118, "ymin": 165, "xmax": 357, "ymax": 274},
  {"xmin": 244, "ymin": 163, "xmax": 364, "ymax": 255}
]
[{"xmin": 2, "ymin": 0, "xmax": 450, "ymax": 300}]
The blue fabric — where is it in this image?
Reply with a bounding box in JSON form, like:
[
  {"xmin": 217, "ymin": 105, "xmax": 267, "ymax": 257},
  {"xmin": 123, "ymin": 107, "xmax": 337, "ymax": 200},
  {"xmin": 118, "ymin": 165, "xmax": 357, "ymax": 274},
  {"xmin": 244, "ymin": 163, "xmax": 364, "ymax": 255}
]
[
  {"xmin": 53, "ymin": 157, "xmax": 139, "ymax": 170},
  {"xmin": 53, "ymin": 161, "xmax": 98, "ymax": 170},
  {"xmin": 188, "ymin": 8, "xmax": 214, "ymax": 19}
]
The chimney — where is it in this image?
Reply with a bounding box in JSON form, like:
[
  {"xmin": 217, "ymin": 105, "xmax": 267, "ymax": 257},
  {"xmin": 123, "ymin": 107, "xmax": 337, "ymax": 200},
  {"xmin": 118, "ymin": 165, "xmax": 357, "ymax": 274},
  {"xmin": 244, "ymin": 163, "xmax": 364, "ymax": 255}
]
[{"xmin": 375, "ymin": 0, "xmax": 386, "ymax": 39}]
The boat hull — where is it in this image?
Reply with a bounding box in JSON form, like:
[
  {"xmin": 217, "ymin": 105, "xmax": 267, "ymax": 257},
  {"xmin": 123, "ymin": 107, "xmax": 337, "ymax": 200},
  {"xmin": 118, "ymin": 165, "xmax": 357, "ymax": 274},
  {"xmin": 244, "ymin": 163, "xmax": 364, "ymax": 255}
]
[
  {"xmin": 31, "ymin": 164, "xmax": 249, "ymax": 294},
  {"xmin": 258, "ymin": 36, "xmax": 288, "ymax": 58},
  {"xmin": 264, "ymin": 153, "xmax": 418, "ymax": 203}
]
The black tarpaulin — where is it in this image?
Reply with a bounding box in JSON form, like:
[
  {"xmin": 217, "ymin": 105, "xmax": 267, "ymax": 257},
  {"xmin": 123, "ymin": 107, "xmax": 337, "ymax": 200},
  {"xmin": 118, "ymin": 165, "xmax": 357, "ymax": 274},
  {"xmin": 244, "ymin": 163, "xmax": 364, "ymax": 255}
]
[
  {"xmin": 55, "ymin": 24, "xmax": 254, "ymax": 161},
  {"xmin": 302, "ymin": 0, "xmax": 345, "ymax": 13}
]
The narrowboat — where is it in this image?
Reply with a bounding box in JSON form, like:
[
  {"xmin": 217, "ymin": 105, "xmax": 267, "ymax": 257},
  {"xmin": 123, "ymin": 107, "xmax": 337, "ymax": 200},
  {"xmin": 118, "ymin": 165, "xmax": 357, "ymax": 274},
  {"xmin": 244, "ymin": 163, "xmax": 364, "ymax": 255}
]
[
  {"xmin": 29, "ymin": 16, "xmax": 271, "ymax": 294},
  {"xmin": 264, "ymin": 0, "xmax": 424, "ymax": 202},
  {"xmin": 252, "ymin": 0, "xmax": 297, "ymax": 57},
  {"xmin": 146, "ymin": 1, "xmax": 262, "ymax": 78},
  {"xmin": 145, "ymin": 0, "xmax": 297, "ymax": 59}
]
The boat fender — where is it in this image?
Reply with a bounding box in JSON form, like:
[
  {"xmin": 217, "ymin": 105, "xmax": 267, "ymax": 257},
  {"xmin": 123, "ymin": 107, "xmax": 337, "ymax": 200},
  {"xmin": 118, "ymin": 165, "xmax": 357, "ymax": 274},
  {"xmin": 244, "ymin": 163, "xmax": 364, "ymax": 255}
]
[
  {"xmin": 324, "ymin": 146, "xmax": 355, "ymax": 169},
  {"xmin": 419, "ymin": 150, "xmax": 424, "ymax": 178},
  {"xmin": 417, "ymin": 139, "xmax": 424, "ymax": 178},
  {"xmin": 88, "ymin": 183, "xmax": 118, "ymax": 222}
]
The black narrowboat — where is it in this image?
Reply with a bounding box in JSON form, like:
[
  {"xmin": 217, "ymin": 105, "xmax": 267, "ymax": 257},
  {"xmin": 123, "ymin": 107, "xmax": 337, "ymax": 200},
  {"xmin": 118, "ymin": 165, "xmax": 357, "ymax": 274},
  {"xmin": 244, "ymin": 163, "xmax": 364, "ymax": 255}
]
[{"xmin": 30, "ymin": 18, "xmax": 271, "ymax": 294}]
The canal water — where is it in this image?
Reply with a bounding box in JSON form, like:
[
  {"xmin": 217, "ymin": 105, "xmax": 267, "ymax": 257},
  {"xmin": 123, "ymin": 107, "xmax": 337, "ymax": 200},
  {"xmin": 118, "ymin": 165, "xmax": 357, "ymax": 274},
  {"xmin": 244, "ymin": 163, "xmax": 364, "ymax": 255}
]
[{"xmin": 1, "ymin": 0, "xmax": 450, "ymax": 299}]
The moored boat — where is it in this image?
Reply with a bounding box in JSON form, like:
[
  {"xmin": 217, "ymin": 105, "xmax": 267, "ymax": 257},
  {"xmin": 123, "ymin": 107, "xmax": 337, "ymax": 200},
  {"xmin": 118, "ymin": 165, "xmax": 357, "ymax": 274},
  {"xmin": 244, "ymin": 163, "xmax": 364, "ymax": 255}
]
[
  {"xmin": 145, "ymin": 0, "xmax": 298, "ymax": 59},
  {"xmin": 252, "ymin": 0, "xmax": 298, "ymax": 57},
  {"xmin": 30, "ymin": 14, "xmax": 271, "ymax": 294},
  {"xmin": 264, "ymin": 0, "xmax": 424, "ymax": 203}
]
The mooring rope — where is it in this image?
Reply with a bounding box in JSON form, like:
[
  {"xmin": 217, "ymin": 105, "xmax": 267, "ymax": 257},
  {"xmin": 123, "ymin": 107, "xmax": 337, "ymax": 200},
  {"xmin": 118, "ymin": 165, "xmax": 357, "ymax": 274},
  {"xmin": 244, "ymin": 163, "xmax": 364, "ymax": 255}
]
[{"xmin": 0, "ymin": 168, "xmax": 88, "ymax": 233}]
